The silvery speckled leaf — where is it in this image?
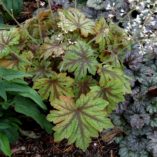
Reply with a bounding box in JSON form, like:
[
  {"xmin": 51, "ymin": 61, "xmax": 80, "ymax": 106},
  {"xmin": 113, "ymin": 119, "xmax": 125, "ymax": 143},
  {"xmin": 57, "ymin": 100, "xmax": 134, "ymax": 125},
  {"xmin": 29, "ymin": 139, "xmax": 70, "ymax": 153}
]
[
  {"xmin": 124, "ymin": 50, "xmax": 143, "ymax": 71},
  {"xmin": 147, "ymin": 132, "xmax": 157, "ymax": 156},
  {"xmin": 86, "ymin": 0, "xmax": 105, "ymax": 10},
  {"xmin": 127, "ymin": 134, "xmax": 148, "ymax": 152},
  {"xmin": 140, "ymin": 77, "xmax": 157, "ymax": 95},
  {"xmin": 119, "ymin": 133, "xmax": 149, "ymax": 157},
  {"xmin": 130, "ymin": 114, "xmax": 150, "ymax": 129},
  {"xmin": 146, "ymin": 98, "xmax": 157, "ymax": 114},
  {"xmin": 50, "ymin": 0, "xmax": 73, "ymax": 8},
  {"xmin": 127, "ymin": 101, "xmax": 146, "ymax": 114},
  {"xmin": 111, "ymin": 113, "xmax": 127, "ymax": 128},
  {"xmin": 150, "ymin": 118, "xmax": 157, "ymax": 127},
  {"xmin": 82, "ymin": 7, "xmax": 98, "ymax": 19}
]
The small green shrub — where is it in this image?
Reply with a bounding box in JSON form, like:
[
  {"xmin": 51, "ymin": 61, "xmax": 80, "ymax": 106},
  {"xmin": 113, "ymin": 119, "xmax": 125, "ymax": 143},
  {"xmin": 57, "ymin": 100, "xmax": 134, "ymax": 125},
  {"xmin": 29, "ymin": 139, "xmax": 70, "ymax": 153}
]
[
  {"xmin": 0, "ymin": 8, "xmax": 132, "ymax": 151},
  {"xmin": 0, "ymin": 67, "xmax": 52, "ymax": 156}
]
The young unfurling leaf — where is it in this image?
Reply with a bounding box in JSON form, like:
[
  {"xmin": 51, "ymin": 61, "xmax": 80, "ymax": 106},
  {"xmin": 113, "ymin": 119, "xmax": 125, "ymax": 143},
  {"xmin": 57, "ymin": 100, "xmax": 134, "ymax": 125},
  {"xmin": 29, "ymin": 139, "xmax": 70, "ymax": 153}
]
[
  {"xmin": 94, "ymin": 17, "xmax": 109, "ymax": 51},
  {"xmin": 60, "ymin": 40, "xmax": 98, "ymax": 79},
  {"xmin": 25, "ymin": 10, "xmax": 58, "ymax": 39},
  {"xmin": 108, "ymin": 22, "xmax": 131, "ymax": 52},
  {"xmin": 94, "ymin": 18, "xmax": 132, "ymax": 57},
  {"xmin": 33, "ymin": 72, "xmax": 74, "ymax": 104},
  {"xmin": 47, "ymin": 94, "xmax": 113, "ymax": 151}
]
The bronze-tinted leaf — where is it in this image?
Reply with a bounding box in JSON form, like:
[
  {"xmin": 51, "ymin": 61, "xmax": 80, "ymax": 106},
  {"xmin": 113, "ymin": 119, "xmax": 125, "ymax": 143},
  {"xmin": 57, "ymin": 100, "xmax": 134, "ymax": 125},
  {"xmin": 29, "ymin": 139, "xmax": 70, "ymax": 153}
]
[{"xmin": 47, "ymin": 94, "xmax": 113, "ymax": 151}]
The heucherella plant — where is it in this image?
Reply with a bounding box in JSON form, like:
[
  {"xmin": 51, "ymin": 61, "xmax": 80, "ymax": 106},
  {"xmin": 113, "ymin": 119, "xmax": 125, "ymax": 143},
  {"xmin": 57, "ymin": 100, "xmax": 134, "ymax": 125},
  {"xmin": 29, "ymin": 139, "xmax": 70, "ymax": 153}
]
[{"xmin": 0, "ymin": 8, "xmax": 132, "ymax": 151}]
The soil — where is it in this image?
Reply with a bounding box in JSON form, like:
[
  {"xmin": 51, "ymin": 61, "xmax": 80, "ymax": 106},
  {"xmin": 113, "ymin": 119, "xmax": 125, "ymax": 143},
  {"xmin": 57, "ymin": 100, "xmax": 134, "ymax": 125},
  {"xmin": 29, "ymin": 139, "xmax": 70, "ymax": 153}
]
[
  {"xmin": 0, "ymin": 117, "xmax": 119, "ymax": 157},
  {"xmin": 0, "ymin": 130, "xmax": 119, "ymax": 157},
  {"xmin": 0, "ymin": 119, "xmax": 119, "ymax": 157}
]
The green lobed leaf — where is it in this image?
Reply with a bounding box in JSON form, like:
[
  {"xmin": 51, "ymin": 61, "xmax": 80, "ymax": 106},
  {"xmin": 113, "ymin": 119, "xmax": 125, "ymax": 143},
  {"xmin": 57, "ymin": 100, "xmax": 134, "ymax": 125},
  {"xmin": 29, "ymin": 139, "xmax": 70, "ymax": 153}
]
[
  {"xmin": 31, "ymin": 59, "xmax": 52, "ymax": 80},
  {"xmin": 47, "ymin": 94, "xmax": 113, "ymax": 151},
  {"xmin": 25, "ymin": 10, "xmax": 58, "ymax": 39},
  {"xmin": 89, "ymin": 79, "xmax": 125, "ymax": 112},
  {"xmin": 58, "ymin": 8, "xmax": 95, "ymax": 37},
  {"xmin": 33, "ymin": 72, "xmax": 74, "ymax": 104},
  {"xmin": 0, "ymin": 50, "xmax": 33, "ymax": 71},
  {"xmin": 98, "ymin": 64, "xmax": 131, "ymax": 94},
  {"xmin": 40, "ymin": 36, "xmax": 65, "ymax": 60},
  {"xmin": 60, "ymin": 40, "xmax": 98, "ymax": 80},
  {"xmin": 93, "ymin": 17, "xmax": 132, "ymax": 61},
  {"xmin": 94, "ymin": 17, "xmax": 109, "ymax": 52}
]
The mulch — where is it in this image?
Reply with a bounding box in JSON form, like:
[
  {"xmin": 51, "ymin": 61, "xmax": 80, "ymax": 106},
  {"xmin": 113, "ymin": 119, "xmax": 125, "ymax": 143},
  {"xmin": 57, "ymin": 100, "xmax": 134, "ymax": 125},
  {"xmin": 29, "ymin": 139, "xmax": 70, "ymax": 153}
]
[{"xmin": 0, "ymin": 131, "xmax": 119, "ymax": 157}]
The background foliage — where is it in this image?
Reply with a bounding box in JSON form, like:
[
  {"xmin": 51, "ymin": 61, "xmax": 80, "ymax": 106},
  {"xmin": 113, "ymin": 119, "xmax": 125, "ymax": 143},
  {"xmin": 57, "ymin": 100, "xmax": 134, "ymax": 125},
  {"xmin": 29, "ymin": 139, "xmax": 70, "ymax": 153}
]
[
  {"xmin": 0, "ymin": 0, "xmax": 23, "ymax": 24},
  {"xmin": 112, "ymin": 49, "xmax": 157, "ymax": 157}
]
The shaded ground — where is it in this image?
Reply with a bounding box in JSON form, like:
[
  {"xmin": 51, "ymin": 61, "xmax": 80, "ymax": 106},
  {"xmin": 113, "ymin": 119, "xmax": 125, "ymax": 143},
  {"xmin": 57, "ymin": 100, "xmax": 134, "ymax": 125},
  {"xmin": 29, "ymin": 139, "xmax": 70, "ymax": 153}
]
[
  {"xmin": 15, "ymin": 137, "xmax": 118, "ymax": 157},
  {"xmin": 0, "ymin": 117, "xmax": 120, "ymax": 156},
  {"xmin": 0, "ymin": 131, "xmax": 119, "ymax": 157}
]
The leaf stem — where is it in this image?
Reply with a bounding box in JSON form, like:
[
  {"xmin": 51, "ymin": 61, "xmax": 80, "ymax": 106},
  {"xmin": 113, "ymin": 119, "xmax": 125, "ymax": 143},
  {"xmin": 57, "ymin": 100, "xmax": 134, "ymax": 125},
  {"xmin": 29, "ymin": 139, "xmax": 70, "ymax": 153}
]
[
  {"xmin": 48, "ymin": 0, "xmax": 54, "ymax": 18},
  {"xmin": 36, "ymin": 0, "xmax": 43, "ymax": 43},
  {"xmin": 74, "ymin": 0, "xmax": 77, "ymax": 8}
]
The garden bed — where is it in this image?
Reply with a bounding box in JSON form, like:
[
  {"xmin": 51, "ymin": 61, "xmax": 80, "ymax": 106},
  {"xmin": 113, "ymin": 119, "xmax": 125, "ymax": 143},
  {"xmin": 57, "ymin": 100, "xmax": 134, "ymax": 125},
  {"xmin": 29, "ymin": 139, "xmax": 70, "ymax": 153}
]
[{"xmin": 0, "ymin": 0, "xmax": 157, "ymax": 157}]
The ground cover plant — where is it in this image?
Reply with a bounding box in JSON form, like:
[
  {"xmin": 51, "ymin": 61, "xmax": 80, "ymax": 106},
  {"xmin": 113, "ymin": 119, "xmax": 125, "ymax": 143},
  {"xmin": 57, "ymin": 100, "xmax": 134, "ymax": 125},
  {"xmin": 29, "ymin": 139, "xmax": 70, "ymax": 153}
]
[
  {"xmin": 111, "ymin": 49, "xmax": 157, "ymax": 157},
  {"xmin": 0, "ymin": 4, "xmax": 132, "ymax": 155}
]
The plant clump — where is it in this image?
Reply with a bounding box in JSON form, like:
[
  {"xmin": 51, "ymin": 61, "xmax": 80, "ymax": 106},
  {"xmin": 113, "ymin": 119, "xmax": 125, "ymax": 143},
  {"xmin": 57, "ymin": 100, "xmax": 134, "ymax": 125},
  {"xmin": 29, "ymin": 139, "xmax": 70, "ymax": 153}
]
[
  {"xmin": 112, "ymin": 49, "xmax": 157, "ymax": 157},
  {"xmin": 0, "ymin": 8, "xmax": 131, "ymax": 151}
]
